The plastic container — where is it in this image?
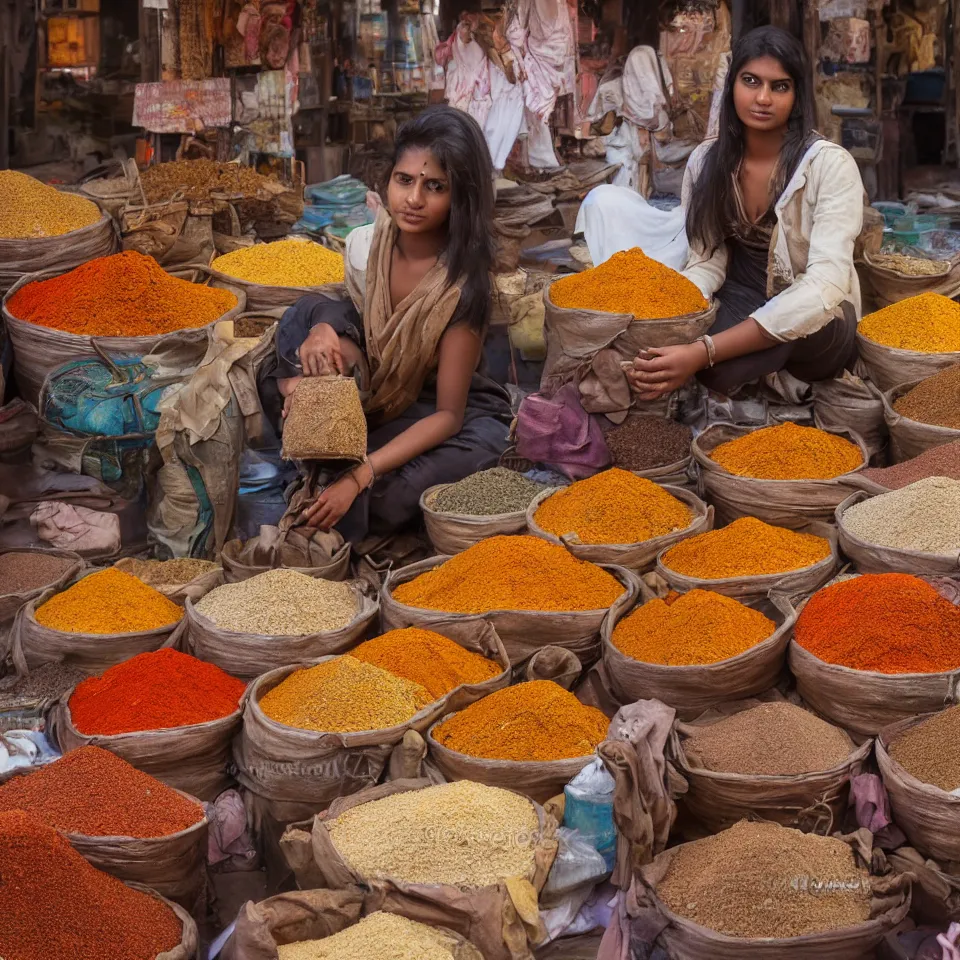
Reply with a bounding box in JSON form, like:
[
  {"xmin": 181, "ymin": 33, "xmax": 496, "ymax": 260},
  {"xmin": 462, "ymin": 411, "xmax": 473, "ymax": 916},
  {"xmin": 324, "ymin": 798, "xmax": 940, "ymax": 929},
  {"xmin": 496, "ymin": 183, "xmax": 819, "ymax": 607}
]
[
  {"xmin": 872, "ymin": 201, "xmax": 907, "ymax": 229},
  {"xmin": 563, "ymin": 758, "xmax": 616, "ymax": 871}
]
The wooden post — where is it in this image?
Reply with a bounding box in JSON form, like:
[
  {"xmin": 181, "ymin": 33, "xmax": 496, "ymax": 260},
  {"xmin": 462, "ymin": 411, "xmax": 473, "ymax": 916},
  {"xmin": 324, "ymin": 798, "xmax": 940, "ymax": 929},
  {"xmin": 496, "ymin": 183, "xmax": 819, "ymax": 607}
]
[{"xmin": 0, "ymin": 0, "xmax": 10, "ymax": 170}]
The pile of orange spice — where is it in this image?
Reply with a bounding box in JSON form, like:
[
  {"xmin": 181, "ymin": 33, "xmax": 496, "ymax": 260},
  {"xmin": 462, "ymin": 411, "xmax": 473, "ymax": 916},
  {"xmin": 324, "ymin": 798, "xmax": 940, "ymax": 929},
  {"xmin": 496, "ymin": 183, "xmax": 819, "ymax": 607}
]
[
  {"xmin": 8, "ymin": 250, "xmax": 237, "ymax": 337},
  {"xmin": 534, "ymin": 468, "xmax": 691, "ymax": 544}
]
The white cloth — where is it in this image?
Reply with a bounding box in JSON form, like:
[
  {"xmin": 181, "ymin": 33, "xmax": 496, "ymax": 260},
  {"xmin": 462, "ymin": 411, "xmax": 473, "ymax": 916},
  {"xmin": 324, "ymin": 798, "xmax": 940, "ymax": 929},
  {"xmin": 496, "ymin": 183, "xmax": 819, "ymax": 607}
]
[
  {"xmin": 601, "ymin": 123, "xmax": 646, "ymax": 192},
  {"xmin": 682, "ymin": 138, "xmax": 865, "ymax": 342},
  {"xmin": 445, "ymin": 27, "xmax": 492, "ymax": 129},
  {"xmin": 484, "ymin": 63, "xmax": 525, "ymax": 171},
  {"xmin": 576, "ymin": 184, "xmax": 688, "ymax": 271},
  {"xmin": 507, "ymin": 0, "xmax": 574, "ymax": 122},
  {"xmin": 521, "ymin": 107, "xmax": 560, "ymax": 168},
  {"xmin": 620, "ymin": 46, "xmax": 671, "ymax": 131}
]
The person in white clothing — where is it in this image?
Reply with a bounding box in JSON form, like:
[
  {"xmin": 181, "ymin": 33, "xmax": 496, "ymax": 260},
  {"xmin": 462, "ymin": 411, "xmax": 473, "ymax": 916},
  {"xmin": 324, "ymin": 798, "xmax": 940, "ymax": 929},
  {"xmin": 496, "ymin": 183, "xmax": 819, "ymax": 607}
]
[{"xmin": 627, "ymin": 26, "xmax": 865, "ymax": 399}]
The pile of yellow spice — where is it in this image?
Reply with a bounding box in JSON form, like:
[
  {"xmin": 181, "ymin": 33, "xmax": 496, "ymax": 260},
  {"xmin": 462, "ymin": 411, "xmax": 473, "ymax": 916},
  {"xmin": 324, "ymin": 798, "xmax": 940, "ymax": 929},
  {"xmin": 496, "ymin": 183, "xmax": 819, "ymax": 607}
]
[
  {"xmin": 0, "ymin": 171, "xmax": 100, "ymax": 239},
  {"xmin": 212, "ymin": 238, "xmax": 345, "ymax": 287},
  {"xmin": 859, "ymin": 292, "xmax": 960, "ymax": 353}
]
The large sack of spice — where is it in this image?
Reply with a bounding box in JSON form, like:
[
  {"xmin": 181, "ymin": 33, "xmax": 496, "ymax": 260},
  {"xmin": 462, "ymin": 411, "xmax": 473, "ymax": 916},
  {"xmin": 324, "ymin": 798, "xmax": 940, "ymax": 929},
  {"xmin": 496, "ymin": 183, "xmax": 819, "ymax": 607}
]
[
  {"xmin": 788, "ymin": 574, "xmax": 960, "ymax": 737},
  {"xmin": 655, "ymin": 519, "xmax": 840, "ymax": 603},
  {"xmin": 670, "ymin": 699, "xmax": 872, "ymax": 834},
  {"xmin": 221, "ymin": 524, "xmax": 351, "ymax": 583},
  {"xmin": 856, "ymin": 326, "xmax": 960, "ymax": 396},
  {"xmin": 183, "ymin": 573, "xmax": 378, "ymax": 681},
  {"xmin": 881, "ymin": 378, "xmax": 960, "ymax": 463},
  {"xmin": 691, "ymin": 422, "xmax": 870, "ymax": 529},
  {"xmin": 526, "ymin": 481, "xmax": 712, "ymax": 574},
  {"xmin": 380, "ymin": 539, "xmax": 639, "ymax": 666},
  {"xmin": 425, "ymin": 681, "xmax": 609, "ymax": 804},
  {"xmin": 813, "ymin": 372, "xmax": 888, "ymax": 465},
  {"xmin": 234, "ymin": 619, "xmax": 511, "ymax": 819},
  {"xmin": 2, "ymin": 256, "xmax": 245, "ymax": 405},
  {"xmin": 858, "ymin": 251, "xmax": 960, "ymax": 312},
  {"xmin": 601, "ymin": 591, "xmax": 796, "ymax": 720},
  {"xmin": 603, "ymin": 823, "xmax": 910, "ymax": 960},
  {"xmin": 220, "ymin": 889, "xmax": 486, "ymax": 960},
  {"xmin": 836, "ymin": 490, "xmax": 960, "ymax": 576},
  {"xmin": 876, "ymin": 711, "xmax": 960, "ymax": 864},
  {"xmin": 279, "ymin": 779, "xmax": 559, "ymax": 960}
]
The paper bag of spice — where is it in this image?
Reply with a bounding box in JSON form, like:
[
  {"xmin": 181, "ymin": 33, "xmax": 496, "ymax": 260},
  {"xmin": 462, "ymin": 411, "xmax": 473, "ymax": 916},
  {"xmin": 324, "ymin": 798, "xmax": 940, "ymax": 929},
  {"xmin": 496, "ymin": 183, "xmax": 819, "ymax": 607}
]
[{"xmin": 282, "ymin": 375, "xmax": 367, "ymax": 462}]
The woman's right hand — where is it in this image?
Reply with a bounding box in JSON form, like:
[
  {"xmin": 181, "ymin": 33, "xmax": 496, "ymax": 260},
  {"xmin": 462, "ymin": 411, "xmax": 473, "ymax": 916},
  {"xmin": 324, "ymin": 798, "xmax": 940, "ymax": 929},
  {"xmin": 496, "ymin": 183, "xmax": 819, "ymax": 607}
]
[{"xmin": 298, "ymin": 323, "xmax": 344, "ymax": 376}]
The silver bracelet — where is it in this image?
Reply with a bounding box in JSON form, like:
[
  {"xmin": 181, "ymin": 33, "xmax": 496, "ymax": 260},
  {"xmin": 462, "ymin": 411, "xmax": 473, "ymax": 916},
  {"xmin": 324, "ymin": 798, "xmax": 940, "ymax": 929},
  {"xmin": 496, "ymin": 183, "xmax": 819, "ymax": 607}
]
[{"xmin": 696, "ymin": 334, "xmax": 716, "ymax": 368}]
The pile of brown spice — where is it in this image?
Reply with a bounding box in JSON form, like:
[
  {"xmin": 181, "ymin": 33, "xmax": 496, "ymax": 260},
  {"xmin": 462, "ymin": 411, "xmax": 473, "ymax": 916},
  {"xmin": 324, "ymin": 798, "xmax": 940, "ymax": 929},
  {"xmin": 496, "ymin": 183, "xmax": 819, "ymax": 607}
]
[
  {"xmin": 889, "ymin": 704, "xmax": 960, "ymax": 792},
  {"xmin": 861, "ymin": 440, "xmax": 960, "ymax": 489},
  {"xmin": 893, "ymin": 365, "xmax": 960, "ymax": 429},
  {"xmin": 684, "ymin": 702, "xmax": 854, "ymax": 776},
  {"xmin": 140, "ymin": 158, "xmax": 278, "ymax": 205},
  {"xmin": 603, "ymin": 417, "xmax": 692, "ymax": 471},
  {"xmin": 122, "ymin": 558, "xmax": 220, "ymax": 587},
  {"xmin": 0, "ymin": 662, "xmax": 90, "ymax": 711},
  {"xmin": 0, "ymin": 552, "xmax": 76, "ymax": 595}
]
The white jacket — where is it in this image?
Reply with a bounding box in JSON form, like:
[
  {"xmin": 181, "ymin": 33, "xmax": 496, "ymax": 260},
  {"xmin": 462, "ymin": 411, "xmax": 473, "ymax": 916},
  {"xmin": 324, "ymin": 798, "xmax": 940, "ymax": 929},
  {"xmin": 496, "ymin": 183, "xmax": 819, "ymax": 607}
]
[{"xmin": 681, "ymin": 137, "xmax": 865, "ymax": 342}]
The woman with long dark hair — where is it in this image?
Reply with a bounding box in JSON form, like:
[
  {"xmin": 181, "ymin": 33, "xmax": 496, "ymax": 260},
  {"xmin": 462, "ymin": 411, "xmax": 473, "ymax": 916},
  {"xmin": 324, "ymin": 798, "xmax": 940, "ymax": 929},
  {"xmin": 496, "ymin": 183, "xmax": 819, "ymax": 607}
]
[
  {"xmin": 627, "ymin": 25, "xmax": 865, "ymax": 399},
  {"xmin": 268, "ymin": 105, "xmax": 511, "ymax": 539}
]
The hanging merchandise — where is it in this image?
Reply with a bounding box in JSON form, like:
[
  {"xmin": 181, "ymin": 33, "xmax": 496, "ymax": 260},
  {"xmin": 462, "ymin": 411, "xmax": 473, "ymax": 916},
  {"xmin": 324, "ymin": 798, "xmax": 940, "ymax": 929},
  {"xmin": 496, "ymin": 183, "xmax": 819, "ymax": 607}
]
[{"xmin": 444, "ymin": 20, "xmax": 493, "ymax": 130}]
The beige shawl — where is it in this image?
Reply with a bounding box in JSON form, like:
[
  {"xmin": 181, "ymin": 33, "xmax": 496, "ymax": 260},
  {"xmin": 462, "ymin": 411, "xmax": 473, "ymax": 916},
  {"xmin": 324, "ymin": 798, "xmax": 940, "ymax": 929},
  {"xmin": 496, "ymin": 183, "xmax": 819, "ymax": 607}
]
[{"xmin": 345, "ymin": 210, "xmax": 463, "ymax": 422}]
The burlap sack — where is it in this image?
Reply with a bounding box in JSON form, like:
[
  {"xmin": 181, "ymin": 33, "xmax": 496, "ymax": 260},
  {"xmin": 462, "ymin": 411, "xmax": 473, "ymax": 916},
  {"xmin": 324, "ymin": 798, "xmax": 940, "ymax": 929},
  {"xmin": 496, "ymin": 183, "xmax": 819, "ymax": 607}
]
[
  {"xmin": 381, "ymin": 558, "xmax": 639, "ymax": 666},
  {"xmin": 421, "ymin": 484, "xmax": 532, "ymax": 556},
  {"xmin": 540, "ymin": 281, "xmax": 717, "ymax": 419},
  {"xmin": 0, "ymin": 202, "xmax": 117, "ymax": 299},
  {"xmin": 813, "ymin": 373, "xmax": 888, "ymax": 465},
  {"xmin": 49, "ymin": 685, "xmax": 243, "ymax": 801},
  {"xmin": 2, "ymin": 264, "xmax": 245, "ymax": 405},
  {"xmin": 601, "ymin": 593, "xmax": 796, "ymax": 720},
  {"xmin": 120, "ymin": 198, "xmax": 213, "ymax": 269},
  {"xmin": 671, "ymin": 700, "xmax": 870, "ymax": 834},
  {"xmin": 878, "ymin": 714, "xmax": 960, "ymax": 864},
  {"xmin": 884, "ymin": 847, "xmax": 960, "ymax": 927},
  {"xmin": 628, "ymin": 456, "xmax": 694, "ymax": 490},
  {"xmin": 209, "ymin": 255, "xmax": 348, "ymax": 312},
  {"xmin": 182, "ymin": 582, "xmax": 379, "ymax": 681},
  {"xmin": 222, "ymin": 525, "xmax": 351, "ymax": 583},
  {"xmin": 113, "ymin": 558, "xmax": 224, "ymax": 604},
  {"xmin": 131, "ymin": 882, "xmax": 200, "ymax": 960},
  {"xmin": 7, "ymin": 580, "xmax": 183, "ymax": 675},
  {"xmin": 279, "ymin": 779, "xmax": 559, "ymax": 960},
  {"xmin": 858, "ymin": 251, "xmax": 960, "ymax": 311},
  {"xmin": 0, "ymin": 548, "xmax": 83, "ymax": 668},
  {"xmin": 881, "ymin": 379, "xmax": 960, "ymax": 463},
  {"xmin": 526, "ymin": 484, "xmax": 713, "ymax": 574},
  {"xmin": 857, "ymin": 329, "xmax": 960, "ymax": 393},
  {"xmin": 220, "ymin": 888, "xmax": 486, "ymax": 960},
  {"xmin": 281, "ymin": 376, "xmax": 367, "ymax": 462},
  {"xmin": 691, "ymin": 423, "xmax": 871, "ymax": 529},
  {"xmin": 234, "ymin": 619, "xmax": 511, "ymax": 815},
  {"xmin": 836, "ymin": 491, "xmax": 960, "ymax": 576},
  {"xmin": 656, "ymin": 522, "xmax": 839, "ymax": 602},
  {"xmin": 627, "ymin": 829, "xmax": 911, "ymax": 960},
  {"xmin": 525, "ymin": 647, "xmax": 582, "ymax": 690}
]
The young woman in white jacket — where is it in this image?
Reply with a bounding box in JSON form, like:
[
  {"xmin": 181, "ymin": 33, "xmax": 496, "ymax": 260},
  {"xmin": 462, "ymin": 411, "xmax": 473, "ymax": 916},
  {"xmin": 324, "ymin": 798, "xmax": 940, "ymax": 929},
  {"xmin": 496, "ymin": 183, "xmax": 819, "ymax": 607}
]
[{"xmin": 627, "ymin": 26, "xmax": 866, "ymax": 400}]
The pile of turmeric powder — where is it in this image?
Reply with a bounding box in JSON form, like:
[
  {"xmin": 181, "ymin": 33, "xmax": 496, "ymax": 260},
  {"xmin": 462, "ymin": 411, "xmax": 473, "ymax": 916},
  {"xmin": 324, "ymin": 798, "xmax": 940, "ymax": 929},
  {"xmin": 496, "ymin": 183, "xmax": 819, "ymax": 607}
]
[
  {"xmin": 391, "ymin": 536, "xmax": 625, "ymax": 614},
  {"xmin": 350, "ymin": 628, "xmax": 502, "ymax": 700},
  {"xmin": 550, "ymin": 248, "xmax": 707, "ymax": 319},
  {"xmin": 432, "ymin": 680, "xmax": 609, "ymax": 761},
  {"xmin": 533, "ymin": 468, "xmax": 691, "ymax": 544},
  {"xmin": 661, "ymin": 517, "xmax": 832, "ymax": 580},
  {"xmin": 709, "ymin": 422, "xmax": 863, "ymax": 480},
  {"xmin": 859, "ymin": 292, "xmax": 960, "ymax": 353},
  {"xmin": 613, "ymin": 589, "xmax": 776, "ymax": 665}
]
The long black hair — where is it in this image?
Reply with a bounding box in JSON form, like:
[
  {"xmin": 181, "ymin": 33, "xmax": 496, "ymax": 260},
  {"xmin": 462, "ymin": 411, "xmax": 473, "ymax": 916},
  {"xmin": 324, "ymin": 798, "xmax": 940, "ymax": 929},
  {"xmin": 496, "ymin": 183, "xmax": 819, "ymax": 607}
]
[
  {"xmin": 391, "ymin": 105, "xmax": 495, "ymax": 333},
  {"xmin": 686, "ymin": 25, "xmax": 819, "ymax": 257}
]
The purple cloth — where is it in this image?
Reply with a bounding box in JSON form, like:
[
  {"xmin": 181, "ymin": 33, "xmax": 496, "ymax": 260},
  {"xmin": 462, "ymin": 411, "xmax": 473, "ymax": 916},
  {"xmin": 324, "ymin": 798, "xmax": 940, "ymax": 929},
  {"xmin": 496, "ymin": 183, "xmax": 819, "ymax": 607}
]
[{"xmin": 850, "ymin": 773, "xmax": 907, "ymax": 850}]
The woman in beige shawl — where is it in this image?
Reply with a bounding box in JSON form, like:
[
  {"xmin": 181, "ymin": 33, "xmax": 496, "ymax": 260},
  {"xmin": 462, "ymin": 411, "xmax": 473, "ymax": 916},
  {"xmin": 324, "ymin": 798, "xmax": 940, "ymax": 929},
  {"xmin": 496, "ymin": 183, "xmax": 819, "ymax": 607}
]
[{"xmin": 275, "ymin": 106, "xmax": 511, "ymax": 541}]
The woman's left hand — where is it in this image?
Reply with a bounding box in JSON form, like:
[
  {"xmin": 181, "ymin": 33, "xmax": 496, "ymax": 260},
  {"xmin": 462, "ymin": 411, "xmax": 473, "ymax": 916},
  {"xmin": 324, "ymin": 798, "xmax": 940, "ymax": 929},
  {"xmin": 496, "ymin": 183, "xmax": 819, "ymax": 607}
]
[
  {"xmin": 626, "ymin": 343, "xmax": 708, "ymax": 400},
  {"xmin": 301, "ymin": 475, "xmax": 360, "ymax": 530}
]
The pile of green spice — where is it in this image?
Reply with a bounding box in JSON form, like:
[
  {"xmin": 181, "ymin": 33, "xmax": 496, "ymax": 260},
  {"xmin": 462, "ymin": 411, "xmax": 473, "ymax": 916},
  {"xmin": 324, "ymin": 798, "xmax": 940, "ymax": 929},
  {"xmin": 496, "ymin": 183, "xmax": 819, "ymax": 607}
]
[
  {"xmin": 685, "ymin": 703, "xmax": 853, "ymax": 776},
  {"xmin": 843, "ymin": 477, "xmax": 960, "ymax": 553},
  {"xmin": 0, "ymin": 662, "xmax": 90, "ymax": 711},
  {"xmin": 861, "ymin": 441, "xmax": 960, "ymax": 489},
  {"xmin": 0, "ymin": 746, "xmax": 203, "ymax": 837},
  {"xmin": 0, "ymin": 552, "xmax": 76, "ymax": 595},
  {"xmin": 122, "ymin": 558, "xmax": 220, "ymax": 587},
  {"xmin": 889, "ymin": 704, "xmax": 960, "ymax": 791},
  {"xmin": 894, "ymin": 365, "xmax": 960, "ymax": 429},
  {"xmin": 603, "ymin": 416, "xmax": 692, "ymax": 471},
  {"xmin": 656, "ymin": 821, "xmax": 871, "ymax": 939},
  {"xmin": 431, "ymin": 467, "xmax": 546, "ymax": 516}
]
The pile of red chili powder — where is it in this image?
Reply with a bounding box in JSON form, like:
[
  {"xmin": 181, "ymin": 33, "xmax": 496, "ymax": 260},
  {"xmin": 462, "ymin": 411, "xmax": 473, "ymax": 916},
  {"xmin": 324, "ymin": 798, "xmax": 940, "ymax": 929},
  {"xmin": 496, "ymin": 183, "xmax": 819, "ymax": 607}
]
[
  {"xmin": 0, "ymin": 746, "xmax": 203, "ymax": 837},
  {"xmin": 68, "ymin": 647, "xmax": 246, "ymax": 735},
  {"xmin": 0, "ymin": 810, "xmax": 183, "ymax": 960},
  {"xmin": 795, "ymin": 573, "xmax": 960, "ymax": 674}
]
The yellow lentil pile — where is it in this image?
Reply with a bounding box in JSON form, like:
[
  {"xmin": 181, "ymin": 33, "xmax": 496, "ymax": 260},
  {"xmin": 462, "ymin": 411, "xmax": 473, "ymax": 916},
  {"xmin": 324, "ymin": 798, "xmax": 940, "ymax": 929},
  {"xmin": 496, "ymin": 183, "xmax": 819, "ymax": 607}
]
[
  {"xmin": 662, "ymin": 517, "xmax": 832, "ymax": 580},
  {"xmin": 710, "ymin": 422, "xmax": 863, "ymax": 480},
  {"xmin": 550, "ymin": 247, "xmax": 707, "ymax": 319},
  {"xmin": 533, "ymin": 468, "xmax": 691, "ymax": 544},
  {"xmin": 391, "ymin": 536, "xmax": 625, "ymax": 614},
  {"xmin": 612, "ymin": 589, "xmax": 776, "ymax": 665},
  {"xmin": 859, "ymin": 292, "xmax": 960, "ymax": 353},
  {"xmin": 351, "ymin": 628, "xmax": 501, "ymax": 700},
  {"xmin": 34, "ymin": 569, "xmax": 183, "ymax": 635},
  {"xmin": 277, "ymin": 913, "xmax": 462, "ymax": 960},
  {"xmin": 212, "ymin": 238, "xmax": 345, "ymax": 287},
  {"xmin": 259, "ymin": 656, "xmax": 431, "ymax": 732},
  {"xmin": 0, "ymin": 171, "xmax": 100, "ymax": 238},
  {"xmin": 327, "ymin": 781, "xmax": 539, "ymax": 887},
  {"xmin": 432, "ymin": 680, "xmax": 608, "ymax": 761}
]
